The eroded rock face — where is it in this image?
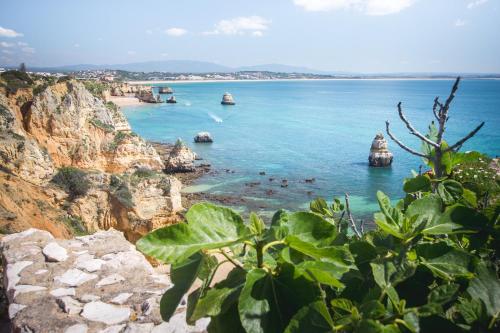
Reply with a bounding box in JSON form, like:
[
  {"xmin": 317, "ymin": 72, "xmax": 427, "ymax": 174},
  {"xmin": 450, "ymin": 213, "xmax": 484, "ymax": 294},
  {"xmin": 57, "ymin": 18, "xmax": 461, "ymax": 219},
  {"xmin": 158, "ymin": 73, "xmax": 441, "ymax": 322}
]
[
  {"xmin": 165, "ymin": 144, "xmax": 196, "ymax": 173},
  {"xmin": 194, "ymin": 132, "xmax": 213, "ymax": 143},
  {"xmin": 0, "ymin": 79, "xmax": 183, "ymax": 239},
  {"xmin": 1, "ymin": 228, "xmax": 209, "ymax": 332},
  {"xmin": 368, "ymin": 133, "xmax": 393, "ymax": 167}
]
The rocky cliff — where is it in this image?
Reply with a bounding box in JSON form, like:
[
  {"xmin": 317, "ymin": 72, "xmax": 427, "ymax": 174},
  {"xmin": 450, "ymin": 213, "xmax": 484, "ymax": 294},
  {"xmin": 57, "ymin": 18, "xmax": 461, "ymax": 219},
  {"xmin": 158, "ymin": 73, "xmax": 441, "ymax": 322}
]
[{"xmin": 0, "ymin": 73, "xmax": 183, "ymax": 240}]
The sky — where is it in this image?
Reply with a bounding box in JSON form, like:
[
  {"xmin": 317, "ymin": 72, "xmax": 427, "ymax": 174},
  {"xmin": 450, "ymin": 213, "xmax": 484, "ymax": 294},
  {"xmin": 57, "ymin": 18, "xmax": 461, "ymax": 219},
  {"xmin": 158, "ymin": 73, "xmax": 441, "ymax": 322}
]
[{"xmin": 0, "ymin": 0, "xmax": 499, "ymax": 73}]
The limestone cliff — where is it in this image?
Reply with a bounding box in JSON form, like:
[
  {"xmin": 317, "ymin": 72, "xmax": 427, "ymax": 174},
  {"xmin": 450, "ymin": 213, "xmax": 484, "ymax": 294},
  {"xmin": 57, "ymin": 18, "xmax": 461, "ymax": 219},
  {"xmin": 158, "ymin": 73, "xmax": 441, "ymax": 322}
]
[{"xmin": 0, "ymin": 73, "xmax": 182, "ymax": 240}]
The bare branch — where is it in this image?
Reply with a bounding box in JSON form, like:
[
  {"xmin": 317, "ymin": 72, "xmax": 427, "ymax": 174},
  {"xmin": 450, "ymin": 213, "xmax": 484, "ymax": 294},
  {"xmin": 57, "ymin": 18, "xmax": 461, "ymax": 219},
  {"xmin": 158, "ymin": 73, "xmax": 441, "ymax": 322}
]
[
  {"xmin": 360, "ymin": 220, "xmax": 365, "ymax": 234},
  {"xmin": 398, "ymin": 102, "xmax": 439, "ymax": 148},
  {"xmin": 432, "ymin": 97, "xmax": 441, "ymax": 121},
  {"xmin": 345, "ymin": 193, "xmax": 362, "ymax": 238},
  {"xmin": 445, "ymin": 122, "xmax": 485, "ymax": 152},
  {"xmin": 385, "ymin": 121, "xmax": 430, "ymax": 158},
  {"xmin": 437, "ymin": 77, "xmax": 461, "ymax": 144}
]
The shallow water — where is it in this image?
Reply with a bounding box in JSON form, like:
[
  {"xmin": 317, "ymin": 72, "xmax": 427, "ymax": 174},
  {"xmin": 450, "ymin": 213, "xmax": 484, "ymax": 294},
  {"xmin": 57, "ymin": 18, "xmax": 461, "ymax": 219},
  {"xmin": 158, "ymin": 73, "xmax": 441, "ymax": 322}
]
[{"xmin": 123, "ymin": 79, "xmax": 500, "ymax": 220}]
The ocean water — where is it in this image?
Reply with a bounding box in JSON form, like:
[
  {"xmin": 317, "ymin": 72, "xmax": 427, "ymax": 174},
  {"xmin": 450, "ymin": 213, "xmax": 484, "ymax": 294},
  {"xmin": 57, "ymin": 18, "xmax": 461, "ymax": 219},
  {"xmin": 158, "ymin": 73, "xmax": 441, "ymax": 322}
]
[{"xmin": 123, "ymin": 79, "xmax": 500, "ymax": 220}]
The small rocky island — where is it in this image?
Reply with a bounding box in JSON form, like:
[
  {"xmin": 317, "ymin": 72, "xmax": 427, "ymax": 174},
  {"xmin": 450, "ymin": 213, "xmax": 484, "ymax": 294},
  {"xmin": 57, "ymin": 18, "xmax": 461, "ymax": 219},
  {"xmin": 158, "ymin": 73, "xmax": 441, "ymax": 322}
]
[
  {"xmin": 166, "ymin": 96, "xmax": 177, "ymax": 104},
  {"xmin": 221, "ymin": 92, "xmax": 235, "ymax": 105},
  {"xmin": 158, "ymin": 87, "xmax": 173, "ymax": 94},
  {"xmin": 194, "ymin": 132, "xmax": 213, "ymax": 143},
  {"xmin": 368, "ymin": 133, "xmax": 393, "ymax": 167}
]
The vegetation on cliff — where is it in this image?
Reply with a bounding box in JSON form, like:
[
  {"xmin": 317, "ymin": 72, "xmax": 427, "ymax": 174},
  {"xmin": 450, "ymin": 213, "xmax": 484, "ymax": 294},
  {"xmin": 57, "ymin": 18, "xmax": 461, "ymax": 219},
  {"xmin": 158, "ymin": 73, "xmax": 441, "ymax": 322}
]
[{"xmin": 138, "ymin": 79, "xmax": 499, "ymax": 332}]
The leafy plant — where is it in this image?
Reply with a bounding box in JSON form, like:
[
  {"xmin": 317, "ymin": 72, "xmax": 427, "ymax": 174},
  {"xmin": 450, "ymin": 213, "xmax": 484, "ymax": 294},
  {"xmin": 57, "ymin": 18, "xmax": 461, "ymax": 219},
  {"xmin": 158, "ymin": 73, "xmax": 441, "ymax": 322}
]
[{"xmin": 52, "ymin": 167, "xmax": 90, "ymax": 200}]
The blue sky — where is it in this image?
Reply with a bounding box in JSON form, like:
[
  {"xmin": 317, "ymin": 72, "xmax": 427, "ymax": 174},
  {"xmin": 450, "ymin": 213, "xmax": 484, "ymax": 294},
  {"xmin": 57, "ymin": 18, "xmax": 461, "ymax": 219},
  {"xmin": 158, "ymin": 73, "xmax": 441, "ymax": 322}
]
[{"xmin": 1, "ymin": 0, "xmax": 499, "ymax": 72}]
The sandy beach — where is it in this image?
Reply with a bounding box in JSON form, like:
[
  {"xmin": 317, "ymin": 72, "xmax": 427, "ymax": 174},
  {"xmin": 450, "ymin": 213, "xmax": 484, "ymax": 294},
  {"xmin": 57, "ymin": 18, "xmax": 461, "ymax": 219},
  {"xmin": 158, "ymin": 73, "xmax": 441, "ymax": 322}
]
[{"xmin": 107, "ymin": 95, "xmax": 143, "ymax": 107}]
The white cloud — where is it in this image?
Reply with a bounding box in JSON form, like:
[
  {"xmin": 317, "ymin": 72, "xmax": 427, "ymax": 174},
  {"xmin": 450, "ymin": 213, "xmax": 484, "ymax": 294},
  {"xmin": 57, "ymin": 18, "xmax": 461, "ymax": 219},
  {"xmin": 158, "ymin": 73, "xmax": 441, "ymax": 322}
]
[
  {"xmin": 127, "ymin": 50, "xmax": 137, "ymax": 55},
  {"xmin": 204, "ymin": 16, "xmax": 271, "ymax": 36},
  {"xmin": 293, "ymin": 0, "xmax": 415, "ymax": 15},
  {"xmin": 17, "ymin": 41, "xmax": 28, "ymax": 46},
  {"xmin": 467, "ymin": 0, "xmax": 488, "ymax": 9},
  {"xmin": 74, "ymin": 43, "xmax": 80, "ymax": 48},
  {"xmin": 160, "ymin": 52, "xmax": 169, "ymax": 57},
  {"xmin": 0, "ymin": 42, "xmax": 14, "ymax": 48},
  {"xmin": 146, "ymin": 29, "xmax": 153, "ymax": 35},
  {"xmin": 165, "ymin": 28, "xmax": 187, "ymax": 37},
  {"xmin": 454, "ymin": 19, "xmax": 467, "ymax": 27},
  {"xmin": 2, "ymin": 49, "xmax": 13, "ymax": 54},
  {"xmin": 22, "ymin": 46, "xmax": 35, "ymax": 54},
  {"xmin": 0, "ymin": 26, "xmax": 23, "ymax": 38}
]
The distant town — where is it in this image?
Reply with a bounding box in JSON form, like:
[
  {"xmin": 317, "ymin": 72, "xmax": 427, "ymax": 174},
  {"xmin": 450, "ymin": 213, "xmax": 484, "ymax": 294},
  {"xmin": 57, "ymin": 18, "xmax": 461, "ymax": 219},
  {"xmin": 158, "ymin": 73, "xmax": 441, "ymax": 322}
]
[{"xmin": 1, "ymin": 66, "xmax": 499, "ymax": 82}]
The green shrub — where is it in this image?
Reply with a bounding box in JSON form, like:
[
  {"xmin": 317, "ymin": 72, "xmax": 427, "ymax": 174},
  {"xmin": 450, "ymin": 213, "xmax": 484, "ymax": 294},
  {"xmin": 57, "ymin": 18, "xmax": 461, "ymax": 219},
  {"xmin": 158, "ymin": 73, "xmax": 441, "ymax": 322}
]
[
  {"xmin": 52, "ymin": 167, "xmax": 90, "ymax": 199},
  {"xmin": 109, "ymin": 175, "xmax": 134, "ymax": 208},
  {"xmin": 90, "ymin": 118, "xmax": 114, "ymax": 132},
  {"xmin": 105, "ymin": 101, "xmax": 118, "ymax": 112},
  {"xmin": 83, "ymin": 80, "xmax": 107, "ymax": 98},
  {"xmin": 60, "ymin": 215, "xmax": 88, "ymax": 236},
  {"xmin": 57, "ymin": 75, "xmax": 74, "ymax": 83},
  {"xmin": 133, "ymin": 167, "xmax": 156, "ymax": 179},
  {"xmin": 0, "ymin": 70, "xmax": 34, "ymax": 94}
]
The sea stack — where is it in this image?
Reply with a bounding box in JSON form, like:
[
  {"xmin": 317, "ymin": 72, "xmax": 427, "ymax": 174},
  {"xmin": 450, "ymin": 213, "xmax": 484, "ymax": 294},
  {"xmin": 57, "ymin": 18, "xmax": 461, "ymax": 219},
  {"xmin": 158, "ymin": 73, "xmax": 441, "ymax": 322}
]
[
  {"xmin": 167, "ymin": 96, "xmax": 177, "ymax": 104},
  {"xmin": 221, "ymin": 92, "xmax": 235, "ymax": 105},
  {"xmin": 368, "ymin": 133, "xmax": 393, "ymax": 167},
  {"xmin": 194, "ymin": 132, "xmax": 213, "ymax": 143}
]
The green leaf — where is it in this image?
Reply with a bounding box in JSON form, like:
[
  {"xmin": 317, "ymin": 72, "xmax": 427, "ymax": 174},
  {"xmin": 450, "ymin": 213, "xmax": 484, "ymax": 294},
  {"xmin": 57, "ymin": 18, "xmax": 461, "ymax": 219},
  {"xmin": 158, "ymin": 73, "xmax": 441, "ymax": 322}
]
[
  {"xmin": 403, "ymin": 175, "xmax": 431, "ymax": 193},
  {"xmin": 207, "ymin": 301, "xmax": 246, "ymax": 333},
  {"xmin": 374, "ymin": 212, "xmax": 404, "ymax": 239},
  {"xmin": 428, "ymin": 284, "xmax": 459, "ymax": 305},
  {"xmin": 406, "ymin": 195, "xmax": 443, "ymax": 234},
  {"xmin": 467, "ymin": 262, "xmax": 500, "ymax": 318},
  {"xmin": 416, "ymin": 242, "xmax": 473, "ymax": 280},
  {"xmin": 310, "ymin": 198, "xmax": 330, "ymax": 215},
  {"xmin": 295, "ymin": 261, "xmax": 345, "ymax": 288},
  {"xmin": 360, "ymin": 300, "xmax": 385, "ymax": 319},
  {"xmin": 284, "ymin": 301, "xmax": 334, "ymax": 333},
  {"xmin": 376, "ymin": 191, "xmax": 404, "ymax": 226},
  {"xmin": 160, "ymin": 253, "xmax": 204, "ymax": 321},
  {"xmin": 456, "ymin": 297, "xmax": 488, "ymax": 325},
  {"xmin": 437, "ymin": 180, "xmax": 464, "ymax": 205},
  {"xmin": 401, "ymin": 312, "xmax": 420, "ymax": 333},
  {"xmin": 190, "ymin": 268, "xmax": 246, "ymax": 321},
  {"xmin": 249, "ymin": 212, "xmax": 265, "ymax": 236},
  {"xmin": 137, "ymin": 203, "xmax": 249, "ymax": 264},
  {"xmin": 461, "ymin": 188, "xmax": 477, "ymax": 208},
  {"xmin": 238, "ymin": 269, "xmax": 284, "ymax": 333},
  {"xmin": 283, "ymin": 212, "xmax": 337, "ymax": 246}
]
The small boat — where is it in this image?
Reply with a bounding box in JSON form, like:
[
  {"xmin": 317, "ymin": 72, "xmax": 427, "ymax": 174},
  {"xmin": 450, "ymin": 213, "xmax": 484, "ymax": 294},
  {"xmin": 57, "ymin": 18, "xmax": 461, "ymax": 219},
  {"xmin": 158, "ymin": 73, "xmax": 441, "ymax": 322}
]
[{"xmin": 221, "ymin": 92, "xmax": 235, "ymax": 105}]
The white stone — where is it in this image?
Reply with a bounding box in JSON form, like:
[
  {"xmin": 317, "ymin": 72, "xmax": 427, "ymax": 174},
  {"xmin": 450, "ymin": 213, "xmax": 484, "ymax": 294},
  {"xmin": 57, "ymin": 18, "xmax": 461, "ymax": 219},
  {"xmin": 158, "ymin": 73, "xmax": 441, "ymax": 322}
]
[
  {"xmin": 96, "ymin": 274, "xmax": 125, "ymax": 287},
  {"xmin": 57, "ymin": 296, "xmax": 83, "ymax": 314},
  {"xmin": 73, "ymin": 250, "xmax": 89, "ymax": 255},
  {"xmin": 13, "ymin": 284, "xmax": 47, "ymax": 298},
  {"xmin": 124, "ymin": 323, "xmax": 155, "ymax": 333},
  {"xmin": 1, "ymin": 228, "xmax": 53, "ymax": 243},
  {"xmin": 35, "ymin": 269, "xmax": 48, "ymax": 275},
  {"xmin": 110, "ymin": 293, "xmax": 133, "ymax": 305},
  {"xmin": 152, "ymin": 312, "xmax": 209, "ymax": 333},
  {"xmin": 8, "ymin": 303, "xmax": 26, "ymax": 319},
  {"xmin": 80, "ymin": 294, "xmax": 101, "ymax": 302},
  {"xmin": 99, "ymin": 324, "xmax": 126, "ymax": 333},
  {"xmin": 65, "ymin": 324, "xmax": 88, "ymax": 333},
  {"xmin": 55, "ymin": 269, "xmax": 98, "ymax": 286},
  {"xmin": 81, "ymin": 301, "xmax": 131, "ymax": 325},
  {"xmin": 42, "ymin": 242, "xmax": 69, "ymax": 262},
  {"xmin": 6, "ymin": 261, "xmax": 33, "ymax": 290},
  {"xmin": 75, "ymin": 254, "xmax": 106, "ymax": 272},
  {"xmin": 50, "ymin": 287, "xmax": 76, "ymax": 297},
  {"xmin": 141, "ymin": 297, "xmax": 157, "ymax": 316},
  {"xmin": 151, "ymin": 274, "xmax": 169, "ymax": 285}
]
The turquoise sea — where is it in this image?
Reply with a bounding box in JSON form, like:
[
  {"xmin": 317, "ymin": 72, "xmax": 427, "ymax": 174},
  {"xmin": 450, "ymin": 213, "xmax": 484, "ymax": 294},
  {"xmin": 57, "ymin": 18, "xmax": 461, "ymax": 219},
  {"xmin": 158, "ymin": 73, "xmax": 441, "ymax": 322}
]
[{"xmin": 123, "ymin": 79, "xmax": 500, "ymax": 220}]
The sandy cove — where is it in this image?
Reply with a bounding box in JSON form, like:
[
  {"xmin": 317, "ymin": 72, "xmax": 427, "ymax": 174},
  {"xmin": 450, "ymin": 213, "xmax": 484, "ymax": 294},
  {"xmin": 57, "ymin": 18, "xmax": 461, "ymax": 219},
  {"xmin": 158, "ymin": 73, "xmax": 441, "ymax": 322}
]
[{"xmin": 107, "ymin": 95, "xmax": 143, "ymax": 107}]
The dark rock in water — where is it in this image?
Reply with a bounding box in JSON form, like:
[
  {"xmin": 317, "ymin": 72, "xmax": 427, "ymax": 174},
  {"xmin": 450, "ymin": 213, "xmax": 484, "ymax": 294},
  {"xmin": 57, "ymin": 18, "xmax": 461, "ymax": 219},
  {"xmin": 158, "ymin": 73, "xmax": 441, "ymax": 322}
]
[
  {"xmin": 307, "ymin": 191, "xmax": 313, "ymax": 196},
  {"xmin": 281, "ymin": 183, "xmax": 288, "ymax": 188},
  {"xmin": 369, "ymin": 133, "xmax": 393, "ymax": 167},
  {"xmin": 221, "ymin": 92, "xmax": 235, "ymax": 105},
  {"xmin": 266, "ymin": 189, "xmax": 274, "ymax": 196},
  {"xmin": 305, "ymin": 178, "xmax": 316, "ymax": 183},
  {"xmin": 269, "ymin": 177, "xmax": 274, "ymax": 182},
  {"xmin": 281, "ymin": 179, "xmax": 288, "ymax": 184},
  {"xmin": 259, "ymin": 171, "xmax": 266, "ymax": 175},
  {"xmin": 166, "ymin": 96, "xmax": 177, "ymax": 104},
  {"xmin": 194, "ymin": 132, "xmax": 213, "ymax": 143}
]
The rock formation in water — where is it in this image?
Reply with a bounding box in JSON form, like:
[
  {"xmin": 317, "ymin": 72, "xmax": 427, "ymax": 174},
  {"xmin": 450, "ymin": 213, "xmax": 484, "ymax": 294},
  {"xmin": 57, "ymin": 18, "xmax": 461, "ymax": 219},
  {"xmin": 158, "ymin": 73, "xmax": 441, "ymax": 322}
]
[
  {"xmin": 0, "ymin": 73, "xmax": 182, "ymax": 239},
  {"xmin": 194, "ymin": 132, "xmax": 213, "ymax": 143},
  {"xmin": 166, "ymin": 96, "xmax": 177, "ymax": 104},
  {"xmin": 221, "ymin": 92, "xmax": 235, "ymax": 105},
  {"xmin": 368, "ymin": 133, "xmax": 393, "ymax": 167},
  {"xmin": 164, "ymin": 140, "xmax": 196, "ymax": 173},
  {"xmin": 1, "ymin": 228, "xmax": 209, "ymax": 332},
  {"xmin": 158, "ymin": 87, "xmax": 173, "ymax": 94}
]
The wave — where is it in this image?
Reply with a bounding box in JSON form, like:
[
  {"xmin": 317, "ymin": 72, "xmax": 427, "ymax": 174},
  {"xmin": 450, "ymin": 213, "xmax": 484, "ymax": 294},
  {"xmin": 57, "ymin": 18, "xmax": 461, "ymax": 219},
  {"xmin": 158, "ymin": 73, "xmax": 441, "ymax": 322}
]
[
  {"xmin": 184, "ymin": 102, "xmax": 192, "ymax": 106},
  {"xmin": 208, "ymin": 113, "xmax": 223, "ymax": 123}
]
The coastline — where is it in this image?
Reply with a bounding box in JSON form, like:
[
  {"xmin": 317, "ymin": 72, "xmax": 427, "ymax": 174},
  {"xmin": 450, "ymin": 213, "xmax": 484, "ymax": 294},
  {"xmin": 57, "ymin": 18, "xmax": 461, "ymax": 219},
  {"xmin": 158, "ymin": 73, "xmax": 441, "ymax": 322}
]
[
  {"xmin": 125, "ymin": 77, "xmax": 498, "ymax": 85},
  {"xmin": 107, "ymin": 95, "xmax": 143, "ymax": 107}
]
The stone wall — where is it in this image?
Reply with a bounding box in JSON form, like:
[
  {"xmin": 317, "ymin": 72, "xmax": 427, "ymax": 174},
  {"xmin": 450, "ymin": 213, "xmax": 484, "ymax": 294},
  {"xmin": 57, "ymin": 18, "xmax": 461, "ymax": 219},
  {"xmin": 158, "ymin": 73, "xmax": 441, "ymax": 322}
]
[{"xmin": 1, "ymin": 228, "xmax": 209, "ymax": 332}]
